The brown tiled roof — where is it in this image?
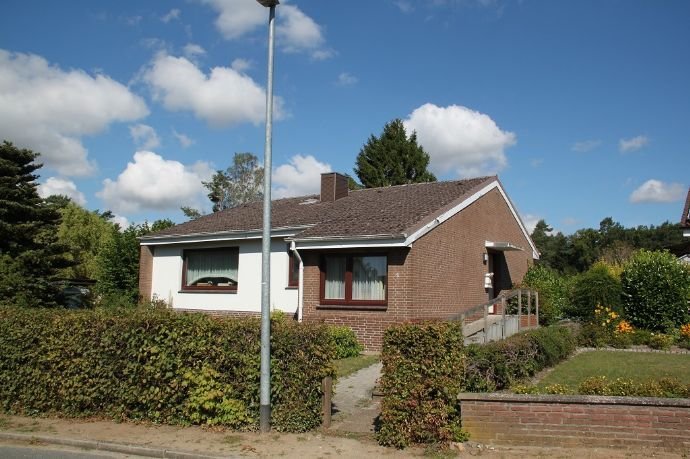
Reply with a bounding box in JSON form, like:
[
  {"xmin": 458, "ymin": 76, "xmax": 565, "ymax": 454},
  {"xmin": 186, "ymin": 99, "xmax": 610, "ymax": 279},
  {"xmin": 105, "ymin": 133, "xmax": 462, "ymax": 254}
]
[
  {"xmin": 682, "ymin": 188, "xmax": 690, "ymax": 228},
  {"xmin": 144, "ymin": 176, "xmax": 495, "ymax": 240}
]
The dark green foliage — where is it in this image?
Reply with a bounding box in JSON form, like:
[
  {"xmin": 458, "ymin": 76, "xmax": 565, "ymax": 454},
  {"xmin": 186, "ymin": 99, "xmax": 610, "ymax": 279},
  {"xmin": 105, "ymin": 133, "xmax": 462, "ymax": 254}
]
[
  {"xmin": 520, "ymin": 264, "xmax": 571, "ymax": 325},
  {"xmin": 376, "ymin": 322, "xmax": 466, "ymax": 448},
  {"xmin": 0, "ymin": 141, "xmax": 71, "ymax": 307},
  {"xmin": 621, "ymin": 250, "xmax": 690, "ymax": 331},
  {"xmin": 0, "ymin": 308, "xmax": 335, "ymax": 432},
  {"xmin": 569, "ymin": 262, "xmax": 622, "ymax": 321},
  {"xmin": 576, "ymin": 323, "xmax": 612, "ymax": 348},
  {"xmin": 531, "ymin": 217, "xmax": 685, "ymax": 275},
  {"xmin": 329, "ymin": 326, "xmax": 363, "ymax": 359},
  {"xmin": 354, "ymin": 119, "xmax": 436, "ymax": 188},
  {"xmin": 464, "ymin": 326, "xmax": 576, "ymax": 392}
]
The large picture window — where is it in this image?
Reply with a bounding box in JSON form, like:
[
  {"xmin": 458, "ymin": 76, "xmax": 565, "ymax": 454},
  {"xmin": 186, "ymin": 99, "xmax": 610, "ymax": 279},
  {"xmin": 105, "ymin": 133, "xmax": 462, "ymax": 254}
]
[
  {"xmin": 320, "ymin": 254, "xmax": 387, "ymax": 306},
  {"xmin": 182, "ymin": 248, "xmax": 239, "ymax": 291}
]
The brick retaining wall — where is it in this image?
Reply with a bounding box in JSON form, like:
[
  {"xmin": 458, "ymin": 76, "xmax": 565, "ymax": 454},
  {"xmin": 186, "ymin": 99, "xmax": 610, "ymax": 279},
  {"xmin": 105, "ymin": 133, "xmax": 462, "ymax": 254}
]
[{"xmin": 459, "ymin": 392, "xmax": 690, "ymax": 449}]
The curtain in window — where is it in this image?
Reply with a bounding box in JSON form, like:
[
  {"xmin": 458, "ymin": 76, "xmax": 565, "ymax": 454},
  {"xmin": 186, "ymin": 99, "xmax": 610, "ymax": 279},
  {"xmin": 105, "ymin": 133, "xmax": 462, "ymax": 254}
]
[
  {"xmin": 186, "ymin": 250, "xmax": 238, "ymax": 285},
  {"xmin": 324, "ymin": 256, "xmax": 346, "ymax": 299},
  {"xmin": 352, "ymin": 256, "xmax": 386, "ymax": 300}
]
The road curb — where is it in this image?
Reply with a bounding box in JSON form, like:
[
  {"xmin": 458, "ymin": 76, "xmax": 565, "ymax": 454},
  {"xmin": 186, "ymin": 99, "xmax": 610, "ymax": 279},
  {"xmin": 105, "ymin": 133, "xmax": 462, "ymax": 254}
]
[{"xmin": 0, "ymin": 431, "xmax": 231, "ymax": 459}]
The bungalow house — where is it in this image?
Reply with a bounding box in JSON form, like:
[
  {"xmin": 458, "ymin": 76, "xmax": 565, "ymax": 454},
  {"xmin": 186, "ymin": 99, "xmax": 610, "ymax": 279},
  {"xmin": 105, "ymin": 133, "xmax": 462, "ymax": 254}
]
[{"xmin": 139, "ymin": 173, "xmax": 539, "ymax": 349}]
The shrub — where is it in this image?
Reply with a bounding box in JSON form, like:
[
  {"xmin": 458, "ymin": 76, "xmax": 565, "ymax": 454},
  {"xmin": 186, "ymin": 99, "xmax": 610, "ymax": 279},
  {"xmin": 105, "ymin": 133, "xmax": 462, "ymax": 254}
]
[
  {"xmin": 329, "ymin": 326, "xmax": 363, "ymax": 359},
  {"xmin": 464, "ymin": 326, "xmax": 576, "ymax": 392},
  {"xmin": 376, "ymin": 322, "xmax": 466, "ymax": 448},
  {"xmin": 578, "ymin": 376, "xmax": 690, "ymax": 398},
  {"xmin": 0, "ymin": 308, "xmax": 335, "ymax": 432},
  {"xmin": 569, "ymin": 262, "xmax": 622, "ymax": 321},
  {"xmin": 621, "ymin": 250, "xmax": 690, "ymax": 332},
  {"xmin": 647, "ymin": 333, "xmax": 674, "ymax": 350},
  {"xmin": 520, "ymin": 265, "xmax": 572, "ymax": 325}
]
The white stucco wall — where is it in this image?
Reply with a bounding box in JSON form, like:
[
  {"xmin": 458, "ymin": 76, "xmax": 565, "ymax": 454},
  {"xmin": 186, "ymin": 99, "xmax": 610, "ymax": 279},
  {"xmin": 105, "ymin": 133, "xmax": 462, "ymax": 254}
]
[{"xmin": 149, "ymin": 238, "xmax": 298, "ymax": 314}]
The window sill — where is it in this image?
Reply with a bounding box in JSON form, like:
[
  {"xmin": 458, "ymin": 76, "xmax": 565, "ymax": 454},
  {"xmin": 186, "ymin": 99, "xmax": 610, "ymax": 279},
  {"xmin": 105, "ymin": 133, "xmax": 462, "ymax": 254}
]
[
  {"xmin": 317, "ymin": 304, "xmax": 387, "ymax": 311},
  {"xmin": 285, "ymin": 286, "xmax": 298, "ymax": 290},
  {"xmin": 179, "ymin": 289, "xmax": 237, "ymax": 294}
]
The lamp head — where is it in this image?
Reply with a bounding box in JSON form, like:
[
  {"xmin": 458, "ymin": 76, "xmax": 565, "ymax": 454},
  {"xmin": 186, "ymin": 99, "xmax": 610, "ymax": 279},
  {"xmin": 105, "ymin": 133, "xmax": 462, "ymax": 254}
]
[{"xmin": 256, "ymin": 0, "xmax": 279, "ymax": 6}]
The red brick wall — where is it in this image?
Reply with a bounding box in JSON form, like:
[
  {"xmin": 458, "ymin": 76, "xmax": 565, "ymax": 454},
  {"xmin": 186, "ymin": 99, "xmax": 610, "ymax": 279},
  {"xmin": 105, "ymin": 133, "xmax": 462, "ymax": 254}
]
[
  {"xmin": 138, "ymin": 245, "xmax": 154, "ymax": 302},
  {"xmin": 459, "ymin": 393, "xmax": 690, "ymax": 449},
  {"xmin": 301, "ymin": 187, "xmax": 535, "ymax": 351},
  {"xmin": 408, "ymin": 188, "xmax": 533, "ymax": 319}
]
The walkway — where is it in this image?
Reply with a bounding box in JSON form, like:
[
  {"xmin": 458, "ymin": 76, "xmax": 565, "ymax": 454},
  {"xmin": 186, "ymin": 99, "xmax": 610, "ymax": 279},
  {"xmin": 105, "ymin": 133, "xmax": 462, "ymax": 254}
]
[{"xmin": 330, "ymin": 361, "xmax": 382, "ymax": 434}]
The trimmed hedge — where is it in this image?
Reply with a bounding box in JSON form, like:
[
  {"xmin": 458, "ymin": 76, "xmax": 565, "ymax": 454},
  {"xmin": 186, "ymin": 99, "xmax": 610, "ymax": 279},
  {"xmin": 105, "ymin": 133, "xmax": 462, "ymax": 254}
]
[
  {"xmin": 464, "ymin": 326, "xmax": 576, "ymax": 392},
  {"xmin": 376, "ymin": 321, "xmax": 466, "ymax": 448},
  {"xmin": 0, "ymin": 307, "xmax": 335, "ymax": 432},
  {"xmin": 377, "ymin": 323, "xmax": 576, "ymax": 447}
]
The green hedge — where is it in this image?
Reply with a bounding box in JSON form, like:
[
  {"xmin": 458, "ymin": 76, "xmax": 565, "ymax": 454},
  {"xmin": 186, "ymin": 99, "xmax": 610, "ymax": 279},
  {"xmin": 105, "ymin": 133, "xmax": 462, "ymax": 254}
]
[
  {"xmin": 377, "ymin": 324, "xmax": 576, "ymax": 447},
  {"xmin": 329, "ymin": 326, "xmax": 364, "ymax": 359},
  {"xmin": 0, "ymin": 308, "xmax": 335, "ymax": 432},
  {"xmin": 464, "ymin": 326, "xmax": 576, "ymax": 392},
  {"xmin": 376, "ymin": 321, "xmax": 466, "ymax": 448}
]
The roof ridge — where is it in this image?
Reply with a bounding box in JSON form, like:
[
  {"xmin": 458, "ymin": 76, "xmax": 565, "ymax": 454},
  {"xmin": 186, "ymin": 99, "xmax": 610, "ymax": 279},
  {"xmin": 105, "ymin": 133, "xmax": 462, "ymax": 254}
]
[{"xmin": 349, "ymin": 175, "xmax": 495, "ymax": 194}]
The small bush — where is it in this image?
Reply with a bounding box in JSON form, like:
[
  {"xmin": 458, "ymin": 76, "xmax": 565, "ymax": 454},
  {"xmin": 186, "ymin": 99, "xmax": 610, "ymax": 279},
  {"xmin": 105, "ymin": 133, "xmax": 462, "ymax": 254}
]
[
  {"xmin": 329, "ymin": 326, "xmax": 363, "ymax": 359},
  {"xmin": 621, "ymin": 250, "xmax": 690, "ymax": 332},
  {"xmin": 377, "ymin": 321, "xmax": 466, "ymax": 448},
  {"xmin": 520, "ymin": 265, "xmax": 572, "ymax": 325},
  {"xmin": 647, "ymin": 333, "xmax": 674, "ymax": 350},
  {"xmin": 631, "ymin": 329, "xmax": 653, "ymax": 346},
  {"xmin": 569, "ymin": 262, "xmax": 622, "ymax": 321}
]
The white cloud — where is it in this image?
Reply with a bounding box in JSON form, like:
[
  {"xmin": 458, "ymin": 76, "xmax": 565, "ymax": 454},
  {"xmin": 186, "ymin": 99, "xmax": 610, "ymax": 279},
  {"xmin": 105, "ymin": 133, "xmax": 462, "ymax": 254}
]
[
  {"xmin": 37, "ymin": 177, "xmax": 87, "ymax": 206},
  {"xmin": 172, "ymin": 129, "xmax": 194, "ymax": 148},
  {"xmin": 630, "ymin": 179, "xmax": 685, "ymax": 203},
  {"xmin": 403, "ymin": 103, "xmax": 516, "ymax": 178},
  {"xmin": 572, "ymin": 139, "xmax": 601, "ymax": 153},
  {"xmin": 273, "ymin": 154, "xmax": 331, "ymax": 198},
  {"xmin": 201, "ymin": 0, "xmax": 331, "ymax": 59},
  {"xmin": 161, "ymin": 8, "xmax": 181, "ymax": 23},
  {"xmin": 98, "ymin": 151, "xmax": 214, "ymax": 213},
  {"xmin": 336, "ymin": 72, "xmax": 358, "ymax": 86},
  {"xmin": 183, "ymin": 43, "xmax": 206, "ymax": 59},
  {"xmin": 231, "ymin": 58, "xmax": 252, "ymax": 72},
  {"xmin": 0, "ymin": 50, "xmax": 148, "ymax": 176},
  {"xmin": 521, "ymin": 214, "xmax": 541, "ymax": 234},
  {"xmin": 143, "ymin": 53, "xmax": 283, "ymax": 127},
  {"xmin": 129, "ymin": 124, "xmax": 161, "ymax": 150},
  {"xmin": 394, "ymin": 1, "xmax": 415, "ymax": 13},
  {"xmin": 109, "ymin": 214, "xmax": 130, "ymax": 230},
  {"xmin": 619, "ymin": 135, "xmax": 649, "ymax": 153}
]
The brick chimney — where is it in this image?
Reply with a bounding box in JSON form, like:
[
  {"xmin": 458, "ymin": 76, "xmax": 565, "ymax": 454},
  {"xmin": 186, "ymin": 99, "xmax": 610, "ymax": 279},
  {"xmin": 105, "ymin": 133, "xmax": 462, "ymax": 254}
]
[{"xmin": 320, "ymin": 172, "xmax": 349, "ymax": 202}]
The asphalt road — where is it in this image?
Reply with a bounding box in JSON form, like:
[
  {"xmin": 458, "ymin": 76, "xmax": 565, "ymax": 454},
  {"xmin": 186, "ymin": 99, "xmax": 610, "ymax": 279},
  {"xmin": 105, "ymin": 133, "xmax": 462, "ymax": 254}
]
[{"xmin": 0, "ymin": 444, "xmax": 142, "ymax": 459}]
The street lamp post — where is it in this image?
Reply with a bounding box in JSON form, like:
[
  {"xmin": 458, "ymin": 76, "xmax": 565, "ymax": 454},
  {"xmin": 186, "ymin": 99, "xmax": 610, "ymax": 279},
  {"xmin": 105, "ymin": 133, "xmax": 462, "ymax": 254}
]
[{"xmin": 256, "ymin": 0, "xmax": 278, "ymax": 434}]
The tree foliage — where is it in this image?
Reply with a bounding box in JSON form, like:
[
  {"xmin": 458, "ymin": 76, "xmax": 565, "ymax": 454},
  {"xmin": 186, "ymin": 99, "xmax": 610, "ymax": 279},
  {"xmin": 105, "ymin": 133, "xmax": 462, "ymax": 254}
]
[
  {"xmin": 531, "ymin": 217, "xmax": 684, "ymax": 274},
  {"xmin": 354, "ymin": 119, "xmax": 436, "ymax": 188},
  {"xmin": 56, "ymin": 202, "xmax": 116, "ymax": 280},
  {"xmin": 95, "ymin": 219, "xmax": 175, "ymax": 305},
  {"xmin": 182, "ymin": 153, "xmax": 263, "ymax": 219},
  {"xmin": 0, "ymin": 141, "xmax": 71, "ymax": 307}
]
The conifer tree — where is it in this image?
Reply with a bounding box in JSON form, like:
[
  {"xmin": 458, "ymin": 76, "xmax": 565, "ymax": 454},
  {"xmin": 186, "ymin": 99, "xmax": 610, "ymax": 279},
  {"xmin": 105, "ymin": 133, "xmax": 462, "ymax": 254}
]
[
  {"xmin": 0, "ymin": 141, "xmax": 71, "ymax": 307},
  {"xmin": 354, "ymin": 119, "xmax": 436, "ymax": 188}
]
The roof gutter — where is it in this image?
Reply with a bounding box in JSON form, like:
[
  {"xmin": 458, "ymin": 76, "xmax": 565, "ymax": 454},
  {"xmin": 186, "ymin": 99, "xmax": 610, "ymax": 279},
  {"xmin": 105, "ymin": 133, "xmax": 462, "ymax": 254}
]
[{"xmin": 140, "ymin": 226, "xmax": 312, "ymax": 246}]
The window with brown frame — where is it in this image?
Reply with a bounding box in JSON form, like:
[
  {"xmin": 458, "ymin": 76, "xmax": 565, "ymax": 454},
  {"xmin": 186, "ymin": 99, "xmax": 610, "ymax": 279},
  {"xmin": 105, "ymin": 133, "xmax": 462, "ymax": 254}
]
[
  {"xmin": 320, "ymin": 254, "xmax": 387, "ymax": 306},
  {"xmin": 287, "ymin": 251, "xmax": 299, "ymax": 288},
  {"xmin": 181, "ymin": 247, "xmax": 239, "ymax": 291}
]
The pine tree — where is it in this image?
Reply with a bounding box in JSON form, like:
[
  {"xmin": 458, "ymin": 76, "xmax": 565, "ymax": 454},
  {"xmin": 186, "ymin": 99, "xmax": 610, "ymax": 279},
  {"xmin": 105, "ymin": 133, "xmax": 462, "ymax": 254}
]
[
  {"xmin": 354, "ymin": 119, "xmax": 436, "ymax": 188},
  {"xmin": 0, "ymin": 141, "xmax": 71, "ymax": 307}
]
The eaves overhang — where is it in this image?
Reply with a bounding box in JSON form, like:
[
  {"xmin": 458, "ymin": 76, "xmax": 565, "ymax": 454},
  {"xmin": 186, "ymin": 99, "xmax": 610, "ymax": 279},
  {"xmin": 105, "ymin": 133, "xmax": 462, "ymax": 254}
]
[{"xmin": 139, "ymin": 225, "xmax": 312, "ymax": 246}]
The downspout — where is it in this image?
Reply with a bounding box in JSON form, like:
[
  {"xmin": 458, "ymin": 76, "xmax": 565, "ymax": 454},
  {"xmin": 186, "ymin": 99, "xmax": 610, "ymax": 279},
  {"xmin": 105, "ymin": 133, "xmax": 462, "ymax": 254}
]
[{"xmin": 289, "ymin": 241, "xmax": 304, "ymax": 322}]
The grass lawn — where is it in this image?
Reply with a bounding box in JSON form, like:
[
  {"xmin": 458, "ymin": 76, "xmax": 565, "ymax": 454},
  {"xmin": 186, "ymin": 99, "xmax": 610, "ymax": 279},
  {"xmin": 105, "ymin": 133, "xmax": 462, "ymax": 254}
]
[
  {"xmin": 334, "ymin": 354, "xmax": 379, "ymax": 378},
  {"xmin": 537, "ymin": 350, "xmax": 690, "ymax": 389}
]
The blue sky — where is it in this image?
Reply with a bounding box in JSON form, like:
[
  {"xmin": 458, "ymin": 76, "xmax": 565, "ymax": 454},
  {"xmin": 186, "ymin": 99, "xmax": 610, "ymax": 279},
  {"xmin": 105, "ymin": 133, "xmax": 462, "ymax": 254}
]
[{"xmin": 1, "ymin": 0, "xmax": 688, "ymax": 233}]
